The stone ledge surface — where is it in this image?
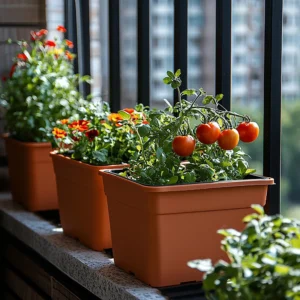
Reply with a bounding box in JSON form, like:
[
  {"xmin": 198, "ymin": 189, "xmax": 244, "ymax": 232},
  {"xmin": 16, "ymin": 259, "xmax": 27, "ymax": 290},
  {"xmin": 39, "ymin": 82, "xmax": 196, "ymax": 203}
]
[{"xmin": 0, "ymin": 195, "xmax": 165, "ymax": 300}]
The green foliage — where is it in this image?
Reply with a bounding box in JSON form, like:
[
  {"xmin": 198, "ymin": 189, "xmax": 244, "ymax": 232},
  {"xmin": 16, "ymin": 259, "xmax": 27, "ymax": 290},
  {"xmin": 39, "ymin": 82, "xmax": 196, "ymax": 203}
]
[
  {"xmin": 53, "ymin": 103, "xmax": 148, "ymax": 166},
  {"xmin": 0, "ymin": 28, "xmax": 88, "ymax": 143},
  {"xmin": 120, "ymin": 70, "xmax": 256, "ymax": 186},
  {"xmin": 188, "ymin": 206, "xmax": 300, "ymax": 300}
]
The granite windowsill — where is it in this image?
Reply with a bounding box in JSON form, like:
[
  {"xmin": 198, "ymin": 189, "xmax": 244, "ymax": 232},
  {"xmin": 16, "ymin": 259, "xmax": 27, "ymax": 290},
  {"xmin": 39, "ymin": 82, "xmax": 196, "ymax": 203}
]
[{"xmin": 0, "ymin": 194, "xmax": 165, "ymax": 300}]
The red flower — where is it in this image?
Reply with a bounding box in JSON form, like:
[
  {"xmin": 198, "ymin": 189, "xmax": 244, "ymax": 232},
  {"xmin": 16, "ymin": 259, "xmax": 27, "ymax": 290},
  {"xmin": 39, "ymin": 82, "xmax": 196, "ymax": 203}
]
[
  {"xmin": 2, "ymin": 76, "xmax": 7, "ymax": 82},
  {"xmin": 30, "ymin": 31, "xmax": 36, "ymax": 41},
  {"xmin": 65, "ymin": 51, "xmax": 74, "ymax": 60},
  {"xmin": 36, "ymin": 29, "xmax": 48, "ymax": 37},
  {"xmin": 68, "ymin": 120, "xmax": 90, "ymax": 132},
  {"xmin": 124, "ymin": 108, "xmax": 135, "ymax": 114},
  {"xmin": 85, "ymin": 129, "xmax": 99, "ymax": 141},
  {"xmin": 66, "ymin": 39, "xmax": 74, "ymax": 48},
  {"xmin": 45, "ymin": 40, "xmax": 56, "ymax": 47},
  {"xmin": 52, "ymin": 128, "xmax": 67, "ymax": 139},
  {"xmin": 17, "ymin": 53, "xmax": 27, "ymax": 61},
  {"xmin": 57, "ymin": 25, "xmax": 67, "ymax": 33},
  {"xmin": 9, "ymin": 64, "xmax": 17, "ymax": 78}
]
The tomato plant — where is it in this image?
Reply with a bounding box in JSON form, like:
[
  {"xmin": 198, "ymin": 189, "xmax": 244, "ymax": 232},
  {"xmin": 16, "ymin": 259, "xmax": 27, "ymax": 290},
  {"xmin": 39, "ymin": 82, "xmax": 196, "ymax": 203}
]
[
  {"xmin": 119, "ymin": 70, "xmax": 258, "ymax": 186},
  {"xmin": 237, "ymin": 121, "xmax": 259, "ymax": 143},
  {"xmin": 218, "ymin": 129, "xmax": 240, "ymax": 150},
  {"xmin": 196, "ymin": 122, "xmax": 221, "ymax": 144},
  {"xmin": 172, "ymin": 135, "xmax": 195, "ymax": 157}
]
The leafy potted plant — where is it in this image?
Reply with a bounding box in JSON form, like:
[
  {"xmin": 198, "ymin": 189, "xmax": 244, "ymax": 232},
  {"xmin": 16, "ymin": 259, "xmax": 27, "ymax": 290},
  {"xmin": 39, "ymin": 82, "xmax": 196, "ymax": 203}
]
[
  {"xmin": 100, "ymin": 70, "xmax": 274, "ymax": 287},
  {"xmin": 0, "ymin": 26, "xmax": 88, "ymax": 211},
  {"xmin": 50, "ymin": 102, "xmax": 148, "ymax": 250},
  {"xmin": 188, "ymin": 205, "xmax": 300, "ymax": 300}
]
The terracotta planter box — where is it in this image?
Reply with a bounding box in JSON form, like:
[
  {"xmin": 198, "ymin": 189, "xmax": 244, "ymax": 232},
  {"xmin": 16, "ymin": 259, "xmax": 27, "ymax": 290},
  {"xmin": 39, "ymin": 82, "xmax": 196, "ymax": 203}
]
[
  {"xmin": 101, "ymin": 170, "xmax": 274, "ymax": 287},
  {"xmin": 3, "ymin": 136, "xmax": 58, "ymax": 211},
  {"xmin": 51, "ymin": 153, "xmax": 127, "ymax": 251}
]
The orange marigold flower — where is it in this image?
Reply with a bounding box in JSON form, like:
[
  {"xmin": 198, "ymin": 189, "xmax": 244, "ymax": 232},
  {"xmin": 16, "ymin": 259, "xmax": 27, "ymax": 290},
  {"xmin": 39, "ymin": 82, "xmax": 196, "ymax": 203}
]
[
  {"xmin": 68, "ymin": 120, "xmax": 90, "ymax": 132},
  {"xmin": 17, "ymin": 53, "xmax": 27, "ymax": 61},
  {"xmin": 52, "ymin": 128, "xmax": 67, "ymax": 139},
  {"xmin": 66, "ymin": 39, "xmax": 74, "ymax": 48},
  {"xmin": 45, "ymin": 40, "xmax": 56, "ymax": 47},
  {"xmin": 142, "ymin": 120, "xmax": 149, "ymax": 125},
  {"xmin": 65, "ymin": 50, "xmax": 74, "ymax": 60},
  {"xmin": 108, "ymin": 113, "xmax": 123, "ymax": 123},
  {"xmin": 124, "ymin": 108, "xmax": 135, "ymax": 114},
  {"xmin": 85, "ymin": 129, "xmax": 99, "ymax": 141},
  {"xmin": 60, "ymin": 119, "xmax": 69, "ymax": 125},
  {"xmin": 57, "ymin": 25, "xmax": 67, "ymax": 33}
]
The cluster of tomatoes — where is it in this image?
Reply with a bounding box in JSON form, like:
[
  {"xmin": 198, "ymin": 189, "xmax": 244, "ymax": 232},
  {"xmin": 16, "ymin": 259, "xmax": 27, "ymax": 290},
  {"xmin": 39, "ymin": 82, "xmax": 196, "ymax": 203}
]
[{"xmin": 172, "ymin": 121, "xmax": 259, "ymax": 157}]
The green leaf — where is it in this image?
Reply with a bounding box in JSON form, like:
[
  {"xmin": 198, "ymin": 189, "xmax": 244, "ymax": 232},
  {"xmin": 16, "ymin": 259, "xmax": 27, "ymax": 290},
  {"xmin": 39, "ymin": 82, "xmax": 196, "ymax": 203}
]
[
  {"xmin": 274, "ymin": 264, "xmax": 291, "ymax": 275},
  {"xmin": 251, "ymin": 204, "xmax": 264, "ymax": 216},
  {"xmin": 92, "ymin": 149, "xmax": 108, "ymax": 162},
  {"xmin": 188, "ymin": 259, "xmax": 213, "ymax": 272},
  {"xmin": 167, "ymin": 71, "xmax": 175, "ymax": 79},
  {"xmin": 181, "ymin": 89, "xmax": 197, "ymax": 96},
  {"xmin": 137, "ymin": 124, "xmax": 150, "ymax": 137},
  {"xmin": 243, "ymin": 213, "xmax": 259, "ymax": 223},
  {"xmin": 215, "ymin": 94, "xmax": 224, "ymax": 102},
  {"xmin": 118, "ymin": 110, "xmax": 131, "ymax": 120},
  {"xmin": 245, "ymin": 168, "xmax": 256, "ymax": 175},
  {"xmin": 168, "ymin": 176, "xmax": 178, "ymax": 184},
  {"xmin": 202, "ymin": 95, "xmax": 213, "ymax": 105},
  {"xmin": 163, "ymin": 77, "xmax": 172, "ymax": 84},
  {"xmin": 175, "ymin": 69, "xmax": 181, "ymax": 77},
  {"xmin": 171, "ymin": 80, "xmax": 180, "ymax": 89}
]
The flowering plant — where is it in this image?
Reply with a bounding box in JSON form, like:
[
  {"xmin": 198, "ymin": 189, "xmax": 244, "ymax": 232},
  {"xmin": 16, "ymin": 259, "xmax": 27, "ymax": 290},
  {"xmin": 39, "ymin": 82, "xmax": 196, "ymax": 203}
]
[
  {"xmin": 52, "ymin": 101, "xmax": 148, "ymax": 166},
  {"xmin": 119, "ymin": 70, "xmax": 260, "ymax": 185},
  {"xmin": 0, "ymin": 26, "xmax": 89, "ymax": 143}
]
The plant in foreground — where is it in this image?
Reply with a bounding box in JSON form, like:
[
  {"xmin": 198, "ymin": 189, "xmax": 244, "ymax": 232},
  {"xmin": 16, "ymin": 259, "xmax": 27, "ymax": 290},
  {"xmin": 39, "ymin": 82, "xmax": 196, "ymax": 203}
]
[
  {"xmin": 188, "ymin": 206, "xmax": 300, "ymax": 300},
  {"xmin": 118, "ymin": 69, "xmax": 259, "ymax": 185},
  {"xmin": 0, "ymin": 25, "xmax": 88, "ymax": 143},
  {"xmin": 52, "ymin": 102, "xmax": 148, "ymax": 165}
]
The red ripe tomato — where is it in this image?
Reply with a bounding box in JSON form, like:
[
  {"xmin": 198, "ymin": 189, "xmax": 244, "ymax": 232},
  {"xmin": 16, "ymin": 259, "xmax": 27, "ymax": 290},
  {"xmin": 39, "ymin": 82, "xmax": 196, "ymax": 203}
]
[
  {"xmin": 172, "ymin": 135, "xmax": 196, "ymax": 157},
  {"xmin": 237, "ymin": 122, "xmax": 259, "ymax": 143},
  {"xmin": 218, "ymin": 129, "xmax": 239, "ymax": 150},
  {"xmin": 196, "ymin": 122, "xmax": 221, "ymax": 144}
]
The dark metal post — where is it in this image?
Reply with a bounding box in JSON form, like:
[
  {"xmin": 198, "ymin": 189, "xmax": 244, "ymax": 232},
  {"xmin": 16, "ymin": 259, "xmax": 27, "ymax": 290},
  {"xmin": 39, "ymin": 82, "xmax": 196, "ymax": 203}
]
[
  {"xmin": 75, "ymin": 0, "xmax": 91, "ymax": 97},
  {"xmin": 108, "ymin": 0, "xmax": 121, "ymax": 112},
  {"xmin": 264, "ymin": 0, "xmax": 283, "ymax": 215},
  {"xmin": 215, "ymin": 0, "xmax": 231, "ymax": 109},
  {"xmin": 137, "ymin": 0, "xmax": 150, "ymax": 106},
  {"xmin": 174, "ymin": 0, "xmax": 188, "ymax": 103},
  {"xmin": 64, "ymin": 0, "xmax": 78, "ymax": 74}
]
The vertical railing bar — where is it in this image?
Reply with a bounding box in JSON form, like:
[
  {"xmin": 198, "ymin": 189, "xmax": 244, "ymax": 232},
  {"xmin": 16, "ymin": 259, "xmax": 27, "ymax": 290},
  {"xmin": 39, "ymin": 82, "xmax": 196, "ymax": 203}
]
[
  {"xmin": 263, "ymin": 0, "xmax": 283, "ymax": 215},
  {"xmin": 75, "ymin": 0, "xmax": 91, "ymax": 98},
  {"xmin": 64, "ymin": 0, "xmax": 78, "ymax": 74},
  {"xmin": 174, "ymin": 0, "xmax": 188, "ymax": 104},
  {"xmin": 215, "ymin": 0, "xmax": 231, "ymax": 110},
  {"xmin": 109, "ymin": 0, "xmax": 121, "ymax": 112},
  {"xmin": 137, "ymin": 0, "xmax": 150, "ymax": 106}
]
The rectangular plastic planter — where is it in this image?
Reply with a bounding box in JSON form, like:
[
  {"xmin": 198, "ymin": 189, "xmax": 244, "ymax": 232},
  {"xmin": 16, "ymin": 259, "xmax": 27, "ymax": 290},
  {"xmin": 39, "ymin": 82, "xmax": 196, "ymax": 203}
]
[
  {"xmin": 51, "ymin": 153, "xmax": 127, "ymax": 251},
  {"xmin": 101, "ymin": 170, "xmax": 274, "ymax": 287},
  {"xmin": 3, "ymin": 136, "xmax": 58, "ymax": 211}
]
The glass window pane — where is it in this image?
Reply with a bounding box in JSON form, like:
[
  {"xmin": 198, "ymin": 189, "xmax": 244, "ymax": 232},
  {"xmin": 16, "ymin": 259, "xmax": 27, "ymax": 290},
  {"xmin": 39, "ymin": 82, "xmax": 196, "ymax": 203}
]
[
  {"xmin": 120, "ymin": 0, "xmax": 138, "ymax": 108},
  {"xmin": 281, "ymin": 0, "xmax": 300, "ymax": 218},
  {"xmin": 231, "ymin": 0, "xmax": 264, "ymax": 176},
  {"xmin": 188, "ymin": 0, "xmax": 215, "ymax": 95},
  {"xmin": 46, "ymin": 0, "xmax": 64, "ymax": 38},
  {"xmin": 151, "ymin": 0, "xmax": 174, "ymax": 109}
]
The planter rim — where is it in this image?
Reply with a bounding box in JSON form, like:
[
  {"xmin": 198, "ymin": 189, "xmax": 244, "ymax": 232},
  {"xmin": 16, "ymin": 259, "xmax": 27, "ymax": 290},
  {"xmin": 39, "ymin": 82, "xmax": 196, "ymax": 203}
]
[
  {"xmin": 1, "ymin": 134, "xmax": 52, "ymax": 148},
  {"xmin": 100, "ymin": 169, "xmax": 275, "ymax": 192},
  {"xmin": 50, "ymin": 151, "xmax": 129, "ymax": 170}
]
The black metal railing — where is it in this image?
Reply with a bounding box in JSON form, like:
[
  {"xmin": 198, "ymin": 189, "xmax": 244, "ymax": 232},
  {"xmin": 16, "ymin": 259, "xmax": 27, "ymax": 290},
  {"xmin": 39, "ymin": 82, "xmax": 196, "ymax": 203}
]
[{"xmin": 65, "ymin": 0, "xmax": 282, "ymax": 216}]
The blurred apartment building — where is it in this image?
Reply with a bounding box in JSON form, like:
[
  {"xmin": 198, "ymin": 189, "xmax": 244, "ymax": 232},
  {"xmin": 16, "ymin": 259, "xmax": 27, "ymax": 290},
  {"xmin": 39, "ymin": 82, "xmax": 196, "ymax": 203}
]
[{"xmin": 47, "ymin": 0, "xmax": 300, "ymax": 107}]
